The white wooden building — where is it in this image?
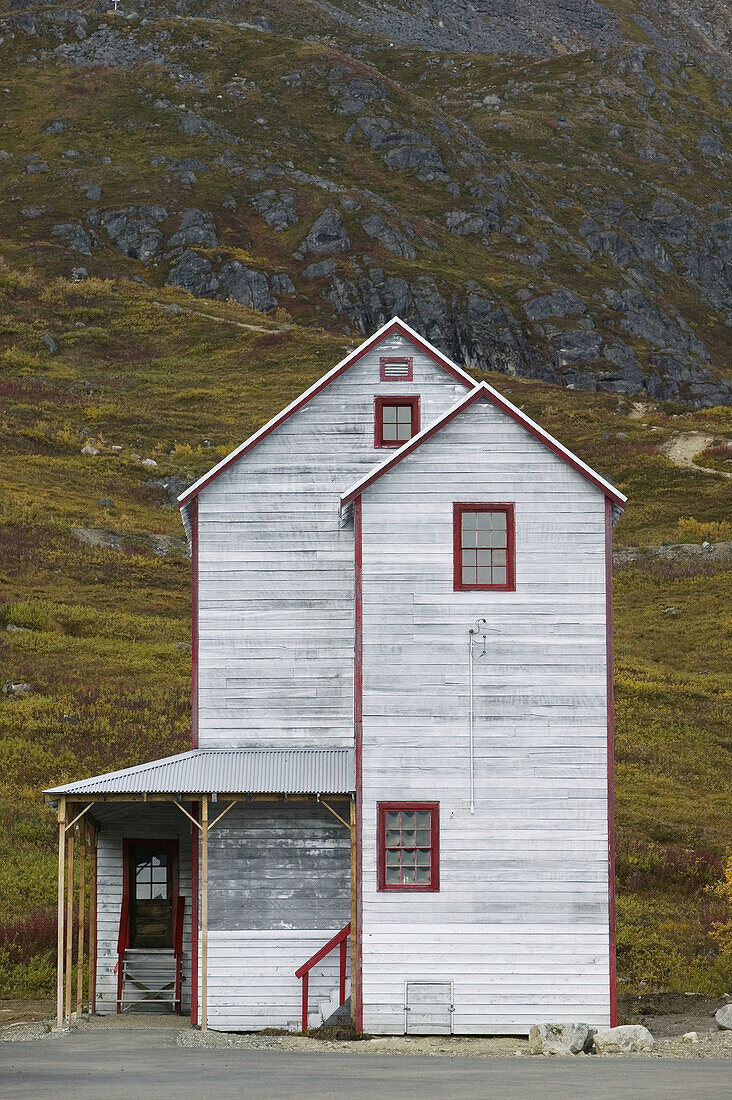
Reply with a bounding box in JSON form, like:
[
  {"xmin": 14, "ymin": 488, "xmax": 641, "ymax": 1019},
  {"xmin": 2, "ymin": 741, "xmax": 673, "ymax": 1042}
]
[{"xmin": 45, "ymin": 318, "xmax": 626, "ymax": 1035}]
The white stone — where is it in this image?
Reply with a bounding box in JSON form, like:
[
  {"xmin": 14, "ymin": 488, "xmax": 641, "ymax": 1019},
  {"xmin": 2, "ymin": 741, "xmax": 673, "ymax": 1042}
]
[
  {"xmin": 81, "ymin": 444, "xmax": 99, "ymax": 456},
  {"xmin": 682, "ymin": 1032, "xmax": 699, "ymax": 1042},
  {"xmin": 528, "ymin": 1023, "xmax": 594, "ymax": 1056},
  {"xmin": 141, "ymin": 458, "xmax": 158, "ymax": 467},
  {"xmin": 715, "ymin": 1004, "xmax": 732, "ymax": 1030},
  {"xmin": 593, "ymin": 1024, "xmax": 654, "ymax": 1054}
]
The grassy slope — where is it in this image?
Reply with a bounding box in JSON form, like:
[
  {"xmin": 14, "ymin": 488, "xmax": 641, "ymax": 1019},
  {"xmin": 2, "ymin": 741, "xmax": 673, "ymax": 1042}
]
[
  {"xmin": 0, "ymin": 1, "xmax": 730, "ymax": 998},
  {"xmin": 1, "ymin": 266, "xmax": 731, "ymax": 996}
]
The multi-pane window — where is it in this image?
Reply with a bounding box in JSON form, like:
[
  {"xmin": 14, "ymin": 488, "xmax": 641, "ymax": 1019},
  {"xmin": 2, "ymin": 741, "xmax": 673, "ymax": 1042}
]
[
  {"xmin": 374, "ymin": 396, "xmax": 420, "ymax": 448},
  {"xmin": 377, "ymin": 802, "xmax": 439, "ymax": 891},
  {"xmin": 453, "ymin": 503, "xmax": 515, "ymax": 591},
  {"xmin": 134, "ymin": 852, "xmax": 169, "ymax": 900}
]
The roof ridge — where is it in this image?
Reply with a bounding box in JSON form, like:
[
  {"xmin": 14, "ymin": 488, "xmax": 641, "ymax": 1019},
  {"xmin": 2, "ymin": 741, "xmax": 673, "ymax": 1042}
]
[
  {"xmin": 177, "ymin": 318, "xmax": 477, "ymax": 507},
  {"xmin": 340, "ymin": 381, "xmax": 626, "ymax": 509}
]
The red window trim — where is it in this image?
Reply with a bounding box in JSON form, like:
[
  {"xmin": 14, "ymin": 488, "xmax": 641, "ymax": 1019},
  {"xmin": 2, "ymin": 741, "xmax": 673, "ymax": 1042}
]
[
  {"xmin": 374, "ymin": 395, "xmax": 421, "ymax": 448},
  {"xmin": 453, "ymin": 502, "xmax": 516, "ymax": 592},
  {"xmin": 379, "ymin": 355, "xmax": 413, "ymax": 382},
  {"xmin": 376, "ymin": 801, "xmax": 440, "ymax": 892}
]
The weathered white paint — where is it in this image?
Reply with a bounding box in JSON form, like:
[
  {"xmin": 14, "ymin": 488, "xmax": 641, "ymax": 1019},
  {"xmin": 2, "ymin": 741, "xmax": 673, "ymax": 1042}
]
[
  {"xmin": 358, "ymin": 395, "xmax": 611, "ymax": 1034},
  {"xmin": 200, "ymin": 930, "xmax": 350, "ymax": 1031},
  {"xmin": 196, "ymin": 333, "xmax": 469, "ymax": 747},
  {"xmin": 94, "ymin": 807, "xmax": 192, "ymax": 1015},
  {"xmin": 88, "ymin": 327, "xmax": 615, "ymax": 1035}
]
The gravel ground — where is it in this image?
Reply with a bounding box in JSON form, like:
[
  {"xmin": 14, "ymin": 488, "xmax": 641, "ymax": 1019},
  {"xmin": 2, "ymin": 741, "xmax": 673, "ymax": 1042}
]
[{"xmin": 3, "ymin": 995, "xmax": 732, "ymax": 1058}]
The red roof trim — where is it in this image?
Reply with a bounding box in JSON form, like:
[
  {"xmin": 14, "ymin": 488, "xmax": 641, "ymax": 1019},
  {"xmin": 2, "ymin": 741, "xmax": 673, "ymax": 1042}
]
[
  {"xmin": 340, "ymin": 382, "xmax": 627, "ymax": 509},
  {"xmin": 178, "ymin": 318, "xmax": 476, "ymax": 506}
]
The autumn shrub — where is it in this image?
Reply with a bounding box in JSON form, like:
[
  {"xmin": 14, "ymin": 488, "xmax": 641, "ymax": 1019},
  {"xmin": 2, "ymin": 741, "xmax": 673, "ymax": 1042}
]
[{"xmin": 676, "ymin": 516, "xmax": 732, "ymax": 542}]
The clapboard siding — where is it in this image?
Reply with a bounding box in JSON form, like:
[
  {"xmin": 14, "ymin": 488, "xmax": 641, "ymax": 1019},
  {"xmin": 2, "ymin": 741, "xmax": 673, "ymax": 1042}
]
[
  {"xmin": 196, "ymin": 332, "xmax": 468, "ymax": 746},
  {"xmin": 94, "ymin": 807, "xmax": 192, "ymax": 1015},
  {"xmin": 203, "ymin": 931, "xmax": 350, "ymax": 1031},
  {"xmin": 208, "ymin": 801, "xmax": 350, "ymax": 931},
  {"xmin": 359, "ymin": 396, "xmax": 611, "ymax": 1034}
]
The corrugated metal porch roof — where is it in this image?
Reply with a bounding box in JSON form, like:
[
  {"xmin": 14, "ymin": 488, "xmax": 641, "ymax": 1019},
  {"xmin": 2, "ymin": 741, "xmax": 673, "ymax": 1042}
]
[{"xmin": 44, "ymin": 747, "xmax": 355, "ymax": 797}]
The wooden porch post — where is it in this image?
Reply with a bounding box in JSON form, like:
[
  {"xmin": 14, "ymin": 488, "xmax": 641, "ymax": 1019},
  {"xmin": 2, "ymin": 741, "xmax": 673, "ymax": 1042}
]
[
  {"xmin": 56, "ymin": 798, "xmax": 66, "ymax": 1029},
  {"xmin": 89, "ymin": 822, "xmax": 98, "ymax": 1014},
  {"xmin": 75, "ymin": 824, "xmax": 86, "ymax": 1017},
  {"xmin": 64, "ymin": 822, "xmax": 75, "ymax": 1024},
  {"xmin": 350, "ymin": 796, "xmax": 357, "ymax": 1025},
  {"xmin": 201, "ymin": 795, "xmax": 209, "ymax": 1032}
]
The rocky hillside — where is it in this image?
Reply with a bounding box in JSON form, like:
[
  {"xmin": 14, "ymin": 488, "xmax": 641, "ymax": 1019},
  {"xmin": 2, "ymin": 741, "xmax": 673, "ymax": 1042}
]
[{"xmin": 0, "ymin": 0, "xmax": 730, "ymax": 405}]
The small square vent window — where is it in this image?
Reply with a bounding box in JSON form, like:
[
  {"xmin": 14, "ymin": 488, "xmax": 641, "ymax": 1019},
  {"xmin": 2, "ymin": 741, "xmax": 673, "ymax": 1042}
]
[{"xmin": 380, "ymin": 356, "xmax": 413, "ymax": 382}]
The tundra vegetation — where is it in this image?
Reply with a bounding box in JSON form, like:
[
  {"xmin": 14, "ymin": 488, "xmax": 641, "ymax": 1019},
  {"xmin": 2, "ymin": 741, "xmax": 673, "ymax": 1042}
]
[{"xmin": 0, "ymin": 0, "xmax": 731, "ymax": 999}]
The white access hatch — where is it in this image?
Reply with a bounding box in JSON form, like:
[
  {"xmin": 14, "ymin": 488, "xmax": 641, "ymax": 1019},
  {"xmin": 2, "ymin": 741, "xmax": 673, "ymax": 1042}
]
[{"xmin": 404, "ymin": 981, "xmax": 453, "ymax": 1034}]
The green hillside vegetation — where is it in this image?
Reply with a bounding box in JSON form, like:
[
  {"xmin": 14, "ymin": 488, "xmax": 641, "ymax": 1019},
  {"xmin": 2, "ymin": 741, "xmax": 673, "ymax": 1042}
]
[
  {"xmin": 0, "ymin": 268, "xmax": 731, "ymax": 997},
  {"xmin": 0, "ymin": 0, "xmax": 731, "ymax": 1002}
]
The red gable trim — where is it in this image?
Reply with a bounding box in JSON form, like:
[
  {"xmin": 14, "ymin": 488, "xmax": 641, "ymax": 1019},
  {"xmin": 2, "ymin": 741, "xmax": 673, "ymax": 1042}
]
[
  {"xmin": 340, "ymin": 382, "xmax": 627, "ymax": 509},
  {"xmin": 178, "ymin": 318, "xmax": 476, "ymax": 507}
]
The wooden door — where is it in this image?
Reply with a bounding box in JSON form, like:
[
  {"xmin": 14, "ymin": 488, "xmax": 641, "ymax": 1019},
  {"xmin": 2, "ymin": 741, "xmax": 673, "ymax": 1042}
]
[{"xmin": 126, "ymin": 841, "xmax": 177, "ymax": 949}]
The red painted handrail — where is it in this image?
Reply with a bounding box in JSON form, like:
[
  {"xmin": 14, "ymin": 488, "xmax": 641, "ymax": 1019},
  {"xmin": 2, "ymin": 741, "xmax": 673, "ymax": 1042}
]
[
  {"xmin": 295, "ymin": 922, "xmax": 350, "ymax": 1032},
  {"xmin": 115, "ymin": 894, "xmax": 130, "ymax": 1013},
  {"xmin": 173, "ymin": 896, "xmax": 185, "ymax": 1014}
]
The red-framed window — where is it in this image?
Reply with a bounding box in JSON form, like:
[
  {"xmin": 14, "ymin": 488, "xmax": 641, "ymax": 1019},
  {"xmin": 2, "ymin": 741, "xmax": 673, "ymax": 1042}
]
[
  {"xmin": 453, "ymin": 503, "xmax": 515, "ymax": 591},
  {"xmin": 380, "ymin": 355, "xmax": 413, "ymax": 382},
  {"xmin": 374, "ymin": 395, "xmax": 420, "ymax": 448},
  {"xmin": 377, "ymin": 802, "xmax": 439, "ymax": 892}
]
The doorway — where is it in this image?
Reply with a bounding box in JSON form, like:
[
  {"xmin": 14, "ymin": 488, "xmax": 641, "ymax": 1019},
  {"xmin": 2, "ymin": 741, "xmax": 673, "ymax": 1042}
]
[{"xmin": 123, "ymin": 840, "xmax": 178, "ymax": 949}]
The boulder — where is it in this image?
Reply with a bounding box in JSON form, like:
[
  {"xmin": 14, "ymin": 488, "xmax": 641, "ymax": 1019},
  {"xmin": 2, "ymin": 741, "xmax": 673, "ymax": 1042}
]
[
  {"xmin": 593, "ymin": 1025, "xmax": 654, "ymax": 1053},
  {"xmin": 218, "ymin": 262, "xmax": 277, "ymax": 312},
  {"xmin": 42, "ymin": 334, "xmax": 59, "ymax": 355},
  {"xmin": 166, "ymin": 250, "xmax": 219, "ymax": 297},
  {"xmin": 52, "ymin": 223, "xmax": 93, "ymax": 254},
  {"xmin": 528, "ymin": 1023, "xmax": 595, "ymax": 1056},
  {"xmin": 715, "ymin": 1004, "xmax": 732, "ymax": 1030},
  {"xmin": 2, "ymin": 681, "xmax": 33, "ymax": 697},
  {"xmin": 95, "ymin": 206, "xmax": 168, "ymax": 262},
  {"xmin": 252, "ymin": 190, "xmax": 299, "ymax": 232},
  {"xmin": 168, "ymin": 209, "xmax": 218, "ymax": 250},
  {"xmin": 298, "ymin": 207, "xmax": 350, "ymax": 255},
  {"xmin": 361, "ymin": 215, "xmax": 416, "ymax": 259},
  {"xmin": 304, "ymin": 259, "xmax": 336, "ymax": 279},
  {"xmin": 81, "ymin": 445, "xmax": 99, "ymax": 456}
]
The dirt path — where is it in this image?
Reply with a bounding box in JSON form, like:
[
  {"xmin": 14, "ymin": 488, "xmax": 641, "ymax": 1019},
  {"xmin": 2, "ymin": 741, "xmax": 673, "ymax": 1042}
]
[{"xmin": 662, "ymin": 432, "xmax": 732, "ymax": 478}]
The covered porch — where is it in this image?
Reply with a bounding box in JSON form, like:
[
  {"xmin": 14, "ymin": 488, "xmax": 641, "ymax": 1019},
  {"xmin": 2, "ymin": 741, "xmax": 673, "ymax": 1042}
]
[{"xmin": 44, "ymin": 747, "xmax": 356, "ymax": 1033}]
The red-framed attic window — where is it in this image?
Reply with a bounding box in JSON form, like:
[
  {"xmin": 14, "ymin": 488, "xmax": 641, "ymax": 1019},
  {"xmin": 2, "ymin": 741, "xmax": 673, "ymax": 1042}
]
[
  {"xmin": 453, "ymin": 503, "xmax": 515, "ymax": 591},
  {"xmin": 377, "ymin": 801, "xmax": 439, "ymax": 892},
  {"xmin": 374, "ymin": 395, "xmax": 421, "ymax": 448},
  {"xmin": 380, "ymin": 356, "xmax": 413, "ymax": 382}
]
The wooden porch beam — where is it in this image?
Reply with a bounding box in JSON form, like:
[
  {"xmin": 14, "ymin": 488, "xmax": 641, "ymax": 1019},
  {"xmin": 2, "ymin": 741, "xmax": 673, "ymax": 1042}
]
[
  {"xmin": 45, "ymin": 792, "xmax": 352, "ymax": 805},
  {"xmin": 201, "ymin": 795, "xmax": 209, "ymax": 1032},
  {"xmin": 75, "ymin": 824, "xmax": 86, "ymax": 1017},
  {"xmin": 65, "ymin": 802, "xmax": 94, "ymax": 833},
  {"xmin": 321, "ymin": 799, "xmax": 350, "ymax": 830},
  {"xmin": 89, "ymin": 822, "xmax": 98, "ymax": 1015},
  {"xmin": 64, "ymin": 826, "xmax": 74, "ymax": 1024},
  {"xmin": 56, "ymin": 797, "xmax": 66, "ymax": 1029}
]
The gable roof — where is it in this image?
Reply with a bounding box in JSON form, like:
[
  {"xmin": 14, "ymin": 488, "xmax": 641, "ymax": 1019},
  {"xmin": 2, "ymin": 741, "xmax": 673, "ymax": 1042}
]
[
  {"xmin": 340, "ymin": 381, "xmax": 627, "ymax": 510},
  {"xmin": 178, "ymin": 316, "xmax": 477, "ymax": 507}
]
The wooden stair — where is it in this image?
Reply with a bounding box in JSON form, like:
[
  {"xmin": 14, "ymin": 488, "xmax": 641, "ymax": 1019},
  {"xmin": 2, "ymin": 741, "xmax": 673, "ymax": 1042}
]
[{"xmin": 119, "ymin": 948, "xmax": 177, "ymax": 1013}]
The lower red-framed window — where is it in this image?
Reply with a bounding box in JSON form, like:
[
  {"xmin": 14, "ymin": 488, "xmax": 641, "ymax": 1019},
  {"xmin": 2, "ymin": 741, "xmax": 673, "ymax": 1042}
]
[
  {"xmin": 453, "ymin": 503, "xmax": 515, "ymax": 591},
  {"xmin": 377, "ymin": 801, "xmax": 439, "ymax": 891},
  {"xmin": 374, "ymin": 395, "xmax": 420, "ymax": 448}
]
